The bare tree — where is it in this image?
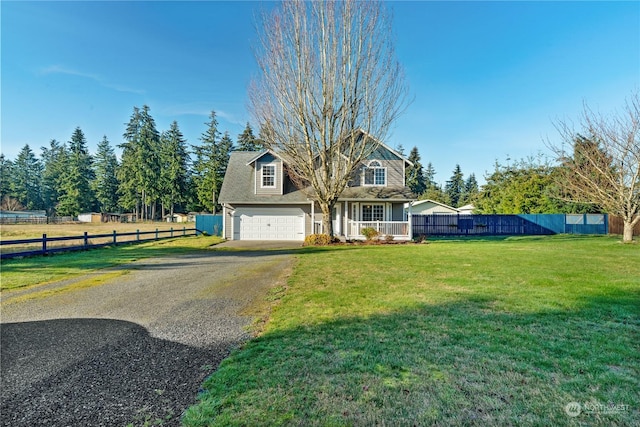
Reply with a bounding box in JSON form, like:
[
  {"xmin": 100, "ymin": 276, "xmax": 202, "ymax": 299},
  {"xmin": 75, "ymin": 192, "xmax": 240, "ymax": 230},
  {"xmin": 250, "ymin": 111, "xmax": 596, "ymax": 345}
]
[
  {"xmin": 549, "ymin": 92, "xmax": 640, "ymax": 242},
  {"xmin": 250, "ymin": 0, "xmax": 409, "ymax": 236}
]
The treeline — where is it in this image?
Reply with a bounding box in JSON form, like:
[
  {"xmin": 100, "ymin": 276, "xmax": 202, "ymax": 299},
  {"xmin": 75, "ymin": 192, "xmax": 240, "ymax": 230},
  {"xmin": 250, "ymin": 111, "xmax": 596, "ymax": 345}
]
[
  {"xmin": 403, "ymin": 147, "xmax": 596, "ymax": 214},
  {"xmin": 0, "ymin": 105, "xmax": 262, "ymax": 219}
]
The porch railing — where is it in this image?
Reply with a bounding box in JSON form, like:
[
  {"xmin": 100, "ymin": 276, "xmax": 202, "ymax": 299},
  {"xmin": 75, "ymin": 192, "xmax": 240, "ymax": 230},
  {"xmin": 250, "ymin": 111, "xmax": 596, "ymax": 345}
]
[{"xmin": 348, "ymin": 221, "xmax": 410, "ymax": 238}]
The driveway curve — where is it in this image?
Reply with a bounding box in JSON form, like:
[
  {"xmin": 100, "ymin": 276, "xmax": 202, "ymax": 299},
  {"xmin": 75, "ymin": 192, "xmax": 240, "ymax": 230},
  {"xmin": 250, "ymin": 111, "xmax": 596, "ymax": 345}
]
[{"xmin": 0, "ymin": 248, "xmax": 296, "ymax": 426}]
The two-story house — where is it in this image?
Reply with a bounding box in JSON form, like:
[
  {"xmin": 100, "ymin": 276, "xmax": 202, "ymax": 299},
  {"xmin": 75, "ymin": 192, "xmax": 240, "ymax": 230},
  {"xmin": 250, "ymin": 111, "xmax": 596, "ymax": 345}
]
[{"xmin": 218, "ymin": 138, "xmax": 416, "ymax": 241}]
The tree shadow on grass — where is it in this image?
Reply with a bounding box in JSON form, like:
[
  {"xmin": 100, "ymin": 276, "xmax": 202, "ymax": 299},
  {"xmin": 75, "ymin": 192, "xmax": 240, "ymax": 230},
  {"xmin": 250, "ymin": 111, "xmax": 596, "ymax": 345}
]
[
  {"xmin": 184, "ymin": 290, "xmax": 640, "ymax": 426},
  {"xmin": 1, "ymin": 319, "xmax": 237, "ymax": 427}
]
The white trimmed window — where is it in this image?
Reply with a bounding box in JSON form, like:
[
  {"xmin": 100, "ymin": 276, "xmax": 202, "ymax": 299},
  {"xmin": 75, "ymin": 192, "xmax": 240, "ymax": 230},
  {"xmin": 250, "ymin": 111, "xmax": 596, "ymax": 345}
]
[
  {"xmin": 363, "ymin": 160, "xmax": 386, "ymax": 186},
  {"xmin": 362, "ymin": 204, "xmax": 384, "ymax": 221},
  {"xmin": 261, "ymin": 164, "xmax": 276, "ymax": 187}
]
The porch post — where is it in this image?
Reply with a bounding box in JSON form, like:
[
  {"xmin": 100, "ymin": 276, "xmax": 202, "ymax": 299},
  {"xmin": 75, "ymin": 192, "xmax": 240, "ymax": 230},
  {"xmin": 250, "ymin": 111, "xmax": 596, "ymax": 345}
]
[
  {"xmin": 344, "ymin": 201, "xmax": 348, "ymax": 239},
  {"xmin": 408, "ymin": 201, "xmax": 413, "ymax": 240},
  {"xmin": 311, "ymin": 201, "xmax": 315, "ymax": 234}
]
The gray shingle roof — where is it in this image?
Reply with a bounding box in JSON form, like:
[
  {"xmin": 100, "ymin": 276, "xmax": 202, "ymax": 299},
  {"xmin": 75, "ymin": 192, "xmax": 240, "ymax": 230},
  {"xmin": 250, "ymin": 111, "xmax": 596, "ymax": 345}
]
[
  {"xmin": 218, "ymin": 150, "xmax": 416, "ymax": 204},
  {"xmin": 218, "ymin": 151, "xmax": 309, "ymax": 204}
]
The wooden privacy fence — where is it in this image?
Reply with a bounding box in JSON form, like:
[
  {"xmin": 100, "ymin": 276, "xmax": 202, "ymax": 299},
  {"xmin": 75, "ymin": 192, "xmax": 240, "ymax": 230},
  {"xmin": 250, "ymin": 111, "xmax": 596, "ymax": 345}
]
[
  {"xmin": 0, "ymin": 227, "xmax": 199, "ymax": 260},
  {"xmin": 412, "ymin": 214, "xmax": 609, "ymax": 237},
  {"xmin": 608, "ymin": 216, "xmax": 640, "ymax": 236}
]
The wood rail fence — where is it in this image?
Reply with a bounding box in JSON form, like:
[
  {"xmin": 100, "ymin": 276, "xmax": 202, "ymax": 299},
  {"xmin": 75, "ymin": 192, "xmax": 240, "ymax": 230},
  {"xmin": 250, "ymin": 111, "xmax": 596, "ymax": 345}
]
[{"xmin": 0, "ymin": 227, "xmax": 199, "ymax": 260}]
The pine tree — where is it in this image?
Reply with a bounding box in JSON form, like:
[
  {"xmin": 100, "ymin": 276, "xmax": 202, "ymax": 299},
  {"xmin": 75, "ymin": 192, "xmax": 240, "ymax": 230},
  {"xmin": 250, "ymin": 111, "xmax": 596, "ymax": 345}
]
[
  {"xmin": 40, "ymin": 139, "xmax": 67, "ymax": 215},
  {"xmin": 445, "ymin": 164, "xmax": 465, "ymax": 207},
  {"xmin": 0, "ymin": 154, "xmax": 14, "ymax": 203},
  {"xmin": 11, "ymin": 145, "xmax": 43, "ymax": 210},
  {"xmin": 57, "ymin": 127, "xmax": 95, "ymax": 216},
  {"xmin": 461, "ymin": 173, "xmax": 479, "ymax": 206},
  {"xmin": 424, "ymin": 162, "xmax": 437, "ymax": 190},
  {"xmin": 406, "ymin": 146, "xmax": 426, "ymax": 196},
  {"xmin": 236, "ymin": 122, "xmax": 262, "ymax": 151},
  {"xmin": 118, "ymin": 105, "xmax": 161, "ymax": 220},
  {"xmin": 159, "ymin": 121, "xmax": 190, "ymax": 217},
  {"xmin": 92, "ymin": 136, "xmax": 120, "ymax": 213},
  {"xmin": 192, "ymin": 111, "xmax": 233, "ymax": 213}
]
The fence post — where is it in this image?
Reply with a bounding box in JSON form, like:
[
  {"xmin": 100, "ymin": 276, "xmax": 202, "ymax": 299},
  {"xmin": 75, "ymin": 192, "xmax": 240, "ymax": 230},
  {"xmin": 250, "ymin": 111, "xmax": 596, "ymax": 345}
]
[
  {"xmin": 42, "ymin": 233, "xmax": 47, "ymax": 255},
  {"xmin": 170, "ymin": 227, "xmax": 174, "ymax": 238},
  {"xmin": 155, "ymin": 228, "xmax": 159, "ymax": 240},
  {"xmin": 137, "ymin": 229, "xmax": 140, "ymax": 241},
  {"xmin": 84, "ymin": 231, "xmax": 88, "ymax": 248},
  {"xmin": 113, "ymin": 230, "xmax": 117, "ymax": 245},
  {"xmin": 183, "ymin": 227, "xmax": 186, "ymax": 236}
]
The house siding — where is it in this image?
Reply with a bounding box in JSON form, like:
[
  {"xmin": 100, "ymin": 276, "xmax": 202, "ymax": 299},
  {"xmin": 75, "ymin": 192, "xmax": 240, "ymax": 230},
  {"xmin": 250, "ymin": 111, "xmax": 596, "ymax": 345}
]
[
  {"xmin": 255, "ymin": 154, "xmax": 283, "ymax": 195},
  {"xmin": 351, "ymin": 158, "xmax": 405, "ymax": 187}
]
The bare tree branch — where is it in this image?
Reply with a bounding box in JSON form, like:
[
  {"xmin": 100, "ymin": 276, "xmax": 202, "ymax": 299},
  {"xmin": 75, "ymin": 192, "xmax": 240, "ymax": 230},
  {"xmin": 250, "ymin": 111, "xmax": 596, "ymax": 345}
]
[
  {"xmin": 548, "ymin": 92, "xmax": 640, "ymax": 242},
  {"xmin": 250, "ymin": 0, "xmax": 409, "ymax": 235}
]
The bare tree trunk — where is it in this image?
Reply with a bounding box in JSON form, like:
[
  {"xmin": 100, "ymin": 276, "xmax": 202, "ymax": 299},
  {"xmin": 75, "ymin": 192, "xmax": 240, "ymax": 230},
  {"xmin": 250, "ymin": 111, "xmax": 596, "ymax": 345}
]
[
  {"xmin": 623, "ymin": 222, "xmax": 634, "ymax": 243},
  {"xmin": 251, "ymin": 0, "xmax": 408, "ymax": 236},
  {"xmin": 319, "ymin": 201, "xmax": 334, "ymax": 236}
]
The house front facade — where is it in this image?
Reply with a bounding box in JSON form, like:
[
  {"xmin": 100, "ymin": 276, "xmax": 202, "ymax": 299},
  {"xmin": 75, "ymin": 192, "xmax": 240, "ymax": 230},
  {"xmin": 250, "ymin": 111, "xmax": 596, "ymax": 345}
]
[{"xmin": 218, "ymin": 141, "xmax": 416, "ymax": 241}]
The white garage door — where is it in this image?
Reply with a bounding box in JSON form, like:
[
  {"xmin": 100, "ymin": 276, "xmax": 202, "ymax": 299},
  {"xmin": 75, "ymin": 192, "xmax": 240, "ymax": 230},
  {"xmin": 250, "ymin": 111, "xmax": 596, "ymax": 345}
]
[{"xmin": 234, "ymin": 208, "xmax": 305, "ymax": 241}]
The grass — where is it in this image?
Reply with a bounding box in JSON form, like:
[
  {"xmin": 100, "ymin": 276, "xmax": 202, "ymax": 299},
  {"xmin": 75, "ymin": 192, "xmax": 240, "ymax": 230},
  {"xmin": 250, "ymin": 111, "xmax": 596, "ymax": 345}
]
[
  {"xmin": 0, "ymin": 235, "xmax": 223, "ymax": 291},
  {"xmin": 183, "ymin": 235, "xmax": 639, "ymax": 426}
]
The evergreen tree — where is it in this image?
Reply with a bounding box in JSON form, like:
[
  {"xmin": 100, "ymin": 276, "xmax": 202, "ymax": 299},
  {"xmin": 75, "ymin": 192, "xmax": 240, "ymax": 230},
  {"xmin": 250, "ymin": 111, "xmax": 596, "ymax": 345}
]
[
  {"xmin": 461, "ymin": 173, "xmax": 479, "ymax": 206},
  {"xmin": 92, "ymin": 136, "xmax": 120, "ymax": 213},
  {"xmin": 424, "ymin": 162, "xmax": 437, "ymax": 190},
  {"xmin": 11, "ymin": 144, "xmax": 43, "ymax": 210},
  {"xmin": 119, "ymin": 106, "xmax": 142, "ymax": 216},
  {"xmin": 40, "ymin": 139, "xmax": 67, "ymax": 215},
  {"xmin": 57, "ymin": 127, "xmax": 95, "ymax": 216},
  {"xmin": 159, "ymin": 121, "xmax": 190, "ymax": 217},
  {"xmin": 445, "ymin": 164, "xmax": 465, "ymax": 207},
  {"xmin": 0, "ymin": 154, "xmax": 14, "ymax": 202},
  {"xmin": 236, "ymin": 122, "xmax": 262, "ymax": 151},
  {"xmin": 118, "ymin": 105, "xmax": 161, "ymax": 220},
  {"xmin": 406, "ymin": 146, "xmax": 426, "ymax": 196},
  {"xmin": 192, "ymin": 111, "xmax": 233, "ymax": 213},
  {"xmin": 475, "ymin": 158, "xmax": 591, "ymax": 214}
]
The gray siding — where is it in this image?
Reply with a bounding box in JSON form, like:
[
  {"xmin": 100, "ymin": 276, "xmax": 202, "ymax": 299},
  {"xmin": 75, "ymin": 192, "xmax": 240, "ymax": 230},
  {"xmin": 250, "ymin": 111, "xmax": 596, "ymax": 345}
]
[
  {"xmin": 255, "ymin": 154, "xmax": 283, "ymax": 195},
  {"xmin": 351, "ymin": 158, "xmax": 405, "ymax": 187}
]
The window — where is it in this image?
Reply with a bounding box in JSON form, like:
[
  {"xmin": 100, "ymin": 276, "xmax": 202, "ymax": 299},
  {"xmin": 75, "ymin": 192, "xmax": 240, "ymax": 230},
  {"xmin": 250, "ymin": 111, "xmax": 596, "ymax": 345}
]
[
  {"xmin": 262, "ymin": 164, "xmax": 275, "ymax": 187},
  {"xmin": 362, "ymin": 204, "xmax": 384, "ymax": 221},
  {"xmin": 363, "ymin": 160, "xmax": 386, "ymax": 186}
]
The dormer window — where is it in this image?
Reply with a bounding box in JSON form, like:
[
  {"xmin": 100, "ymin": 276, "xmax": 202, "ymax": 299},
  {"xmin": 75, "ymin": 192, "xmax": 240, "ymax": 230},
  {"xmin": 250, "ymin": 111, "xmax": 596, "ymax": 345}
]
[
  {"xmin": 261, "ymin": 164, "xmax": 276, "ymax": 188},
  {"xmin": 363, "ymin": 160, "xmax": 386, "ymax": 186}
]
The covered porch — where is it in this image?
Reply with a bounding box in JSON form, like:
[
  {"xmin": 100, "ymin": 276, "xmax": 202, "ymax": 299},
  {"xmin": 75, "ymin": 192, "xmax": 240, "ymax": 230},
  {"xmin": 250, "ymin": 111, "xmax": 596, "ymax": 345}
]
[{"xmin": 313, "ymin": 199, "xmax": 413, "ymax": 241}]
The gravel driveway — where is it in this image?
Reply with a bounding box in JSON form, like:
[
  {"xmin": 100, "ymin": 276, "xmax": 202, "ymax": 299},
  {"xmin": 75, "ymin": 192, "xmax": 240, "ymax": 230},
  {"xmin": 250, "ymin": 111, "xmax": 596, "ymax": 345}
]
[{"xmin": 1, "ymin": 248, "xmax": 296, "ymax": 426}]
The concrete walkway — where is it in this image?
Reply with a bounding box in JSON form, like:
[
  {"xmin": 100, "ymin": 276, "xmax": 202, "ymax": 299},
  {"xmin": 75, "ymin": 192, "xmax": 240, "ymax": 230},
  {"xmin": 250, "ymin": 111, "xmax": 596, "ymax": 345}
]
[{"xmin": 214, "ymin": 240, "xmax": 303, "ymax": 250}]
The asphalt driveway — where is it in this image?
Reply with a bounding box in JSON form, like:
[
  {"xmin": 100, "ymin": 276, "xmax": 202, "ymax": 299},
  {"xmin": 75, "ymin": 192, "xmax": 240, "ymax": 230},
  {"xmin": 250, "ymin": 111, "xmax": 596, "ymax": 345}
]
[{"xmin": 0, "ymin": 248, "xmax": 295, "ymax": 426}]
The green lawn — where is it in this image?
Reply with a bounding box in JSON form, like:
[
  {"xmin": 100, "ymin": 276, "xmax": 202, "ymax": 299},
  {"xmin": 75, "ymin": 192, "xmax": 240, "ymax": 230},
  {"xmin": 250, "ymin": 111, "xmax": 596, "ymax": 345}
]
[
  {"xmin": 0, "ymin": 235, "xmax": 223, "ymax": 291},
  {"xmin": 184, "ymin": 236, "xmax": 639, "ymax": 426}
]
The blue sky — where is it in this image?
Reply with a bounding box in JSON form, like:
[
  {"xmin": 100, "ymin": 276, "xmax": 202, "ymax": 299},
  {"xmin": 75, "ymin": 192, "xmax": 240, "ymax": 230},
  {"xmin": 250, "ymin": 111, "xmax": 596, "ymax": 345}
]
[{"xmin": 2, "ymin": 1, "xmax": 638, "ymax": 185}]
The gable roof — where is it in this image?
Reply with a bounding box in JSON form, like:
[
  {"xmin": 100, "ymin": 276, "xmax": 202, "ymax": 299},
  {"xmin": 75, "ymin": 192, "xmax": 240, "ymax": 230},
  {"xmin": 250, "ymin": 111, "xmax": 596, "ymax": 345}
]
[
  {"xmin": 356, "ymin": 129, "xmax": 413, "ymax": 166},
  {"xmin": 245, "ymin": 149, "xmax": 283, "ymax": 166},
  {"xmin": 218, "ymin": 151, "xmax": 308, "ymax": 204},
  {"xmin": 410, "ymin": 199, "xmax": 458, "ymax": 211}
]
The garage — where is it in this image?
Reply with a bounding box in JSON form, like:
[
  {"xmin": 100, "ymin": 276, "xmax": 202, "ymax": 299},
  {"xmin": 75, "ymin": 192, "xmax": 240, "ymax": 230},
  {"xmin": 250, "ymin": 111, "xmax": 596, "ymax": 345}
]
[{"xmin": 233, "ymin": 208, "xmax": 305, "ymax": 241}]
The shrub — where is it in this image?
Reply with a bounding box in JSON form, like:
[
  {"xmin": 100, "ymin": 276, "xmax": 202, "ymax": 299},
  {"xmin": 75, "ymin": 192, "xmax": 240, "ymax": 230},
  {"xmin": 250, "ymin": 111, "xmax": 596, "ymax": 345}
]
[
  {"xmin": 304, "ymin": 233, "xmax": 332, "ymax": 246},
  {"xmin": 384, "ymin": 234, "xmax": 394, "ymax": 242},
  {"xmin": 361, "ymin": 227, "xmax": 379, "ymax": 241}
]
